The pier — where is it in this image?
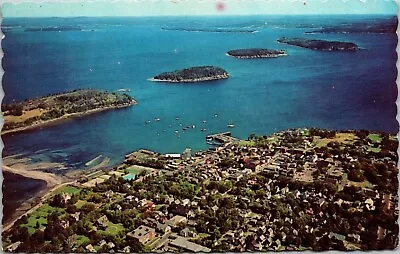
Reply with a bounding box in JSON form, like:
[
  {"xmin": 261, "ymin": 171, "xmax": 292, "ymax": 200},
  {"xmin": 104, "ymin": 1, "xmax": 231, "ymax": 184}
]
[{"xmin": 206, "ymin": 132, "xmax": 240, "ymax": 144}]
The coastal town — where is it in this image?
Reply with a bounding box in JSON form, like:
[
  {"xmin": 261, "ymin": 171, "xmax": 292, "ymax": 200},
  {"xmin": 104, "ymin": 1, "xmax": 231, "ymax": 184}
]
[{"xmin": 3, "ymin": 128, "xmax": 398, "ymax": 252}]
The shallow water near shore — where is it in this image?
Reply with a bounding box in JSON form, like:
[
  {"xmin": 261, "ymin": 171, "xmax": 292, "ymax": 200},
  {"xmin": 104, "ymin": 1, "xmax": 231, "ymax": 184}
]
[
  {"xmin": 1, "ymin": 16, "xmax": 398, "ymax": 216},
  {"xmin": 2, "ymin": 171, "xmax": 47, "ymax": 223}
]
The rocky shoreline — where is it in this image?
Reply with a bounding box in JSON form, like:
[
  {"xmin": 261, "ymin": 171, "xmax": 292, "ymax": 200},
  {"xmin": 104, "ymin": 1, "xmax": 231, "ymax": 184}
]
[
  {"xmin": 2, "ymin": 89, "xmax": 137, "ymax": 135},
  {"xmin": 2, "ymin": 102, "xmax": 135, "ymax": 135}
]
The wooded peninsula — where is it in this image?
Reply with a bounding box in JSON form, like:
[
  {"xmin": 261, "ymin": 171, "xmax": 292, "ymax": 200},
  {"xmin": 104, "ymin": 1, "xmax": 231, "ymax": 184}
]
[{"xmin": 1, "ymin": 89, "xmax": 136, "ymax": 134}]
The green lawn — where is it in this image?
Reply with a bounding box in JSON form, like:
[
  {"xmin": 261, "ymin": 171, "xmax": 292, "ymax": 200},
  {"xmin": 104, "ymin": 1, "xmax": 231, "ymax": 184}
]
[
  {"xmin": 368, "ymin": 134, "xmax": 382, "ymax": 143},
  {"xmin": 75, "ymin": 235, "xmax": 90, "ymax": 247},
  {"xmin": 302, "ymin": 129, "xmax": 310, "ymax": 137},
  {"xmin": 21, "ymin": 203, "xmax": 65, "ymax": 234},
  {"xmin": 367, "ymin": 146, "xmax": 381, "ymax": 153},
  {"xmin": 54, "ymin": 185, "xmax": 81, "ymax": 195},
  {"xmin": 98, "ymin": 222, "xmax": 124, "ymax": 236},
  {"xmin": 124, "ymin": 166, "xmax": 145, "ymax": 175},
  {"xmin": 21, "ymin": 216, "xmax": 48, "ymax": 234},
  {"xmin": 75, "ymin": 200, "xmax": 88, "ymax": 209},
  {"xmin": 32, "ymin": 203, "xmax": 64, "ymax": 218},
  {"xmin": 238, "ymin": 140, "xmax": 256, "ymax": 147}
]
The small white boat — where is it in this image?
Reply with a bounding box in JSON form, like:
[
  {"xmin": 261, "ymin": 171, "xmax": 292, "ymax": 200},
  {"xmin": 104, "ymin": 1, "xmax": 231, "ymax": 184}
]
[
  {"xmin": 192, "ymin": 125, "xmax": 196, "ymax": 129},
  {"xmin": 227, "ymin": 124, "xmax": 235, "ymax": 128},
  {"xmin": 202, "ymin": 120, "xmax": 207, "ymax": 123},
  {"xmin": 145, "ymin": 120, "xmax": 151, "ymax": 124},
  {"xmin": 154, "ymin": 118, "xmax": 160, "ymax": 121}
]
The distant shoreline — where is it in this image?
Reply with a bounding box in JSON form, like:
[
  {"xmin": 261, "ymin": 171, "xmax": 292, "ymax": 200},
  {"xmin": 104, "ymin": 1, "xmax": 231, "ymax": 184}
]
[{"xmin": 2, "ymin": 103, "xmax": 135, "ymax": 135}]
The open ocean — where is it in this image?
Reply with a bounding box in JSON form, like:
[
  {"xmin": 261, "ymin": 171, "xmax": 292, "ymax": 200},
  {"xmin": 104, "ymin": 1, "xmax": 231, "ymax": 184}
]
[{"xmin": 1, "ymin": 15, "xmax": 398, "ymax": 220}]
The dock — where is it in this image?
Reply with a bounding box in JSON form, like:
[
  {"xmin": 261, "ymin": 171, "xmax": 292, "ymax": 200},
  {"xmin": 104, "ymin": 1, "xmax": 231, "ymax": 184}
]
[{"xmin": 206, "ymin": 132, "xmax": 240, "ymax": 144}]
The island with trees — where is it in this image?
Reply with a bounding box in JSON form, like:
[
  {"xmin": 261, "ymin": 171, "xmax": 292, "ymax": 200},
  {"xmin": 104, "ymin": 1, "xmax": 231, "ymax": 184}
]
[
  {"xmin": 150, "ymin": 66, "xmax": 229, "ymax": 83},
  {"xmin": 3, "ymin": 128, "xmax": 398, "ymax": 252},
  {"xmin": 277, "ymin": 37, "xmax": 359, "ymax": 51},
  {"xmin": 227, "ymin": 48, "xmax": 287, "ymax": 59},
  {"xmin": 1, "ymin": 89, "xmax": 136, "ymax": 134}
]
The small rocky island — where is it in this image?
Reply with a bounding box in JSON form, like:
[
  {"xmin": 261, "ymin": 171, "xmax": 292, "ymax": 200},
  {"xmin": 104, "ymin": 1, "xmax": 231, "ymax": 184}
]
[
  {"xmin": 151, "ymin": 66, "xmax": 229, "ymax": 83},
  {"xmin": 1, "ymin": 89, "xmax": 136, "ymax": 134},
  {"xmin": 227, "ymin": 48, "xmax": 287, "ymax": 59},
  {"xmin": 277, "ymin": 37, "xmax": 359, "ymax": 51}
]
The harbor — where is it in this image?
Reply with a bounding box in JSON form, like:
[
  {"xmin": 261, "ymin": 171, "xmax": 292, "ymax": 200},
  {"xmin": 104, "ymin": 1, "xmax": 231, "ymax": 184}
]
[{"xmin": 205, "ymin": 132, "xmax": 240, "ymax": 150}]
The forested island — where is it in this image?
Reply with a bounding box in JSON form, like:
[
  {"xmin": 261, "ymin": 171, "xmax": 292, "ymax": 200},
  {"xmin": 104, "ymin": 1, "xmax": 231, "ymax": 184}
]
[
  {"xmin": 277, "ymin": 37, "xmax": 359, "ymax": 51},
  {"xmin": 151, "ymin": 66, "xmax": 229, "ymax": 83},
  {"xmin": 1, "ymin": 89, "xmax": 136, "ymax": 134},
  {"xmin": 3, "ymin": 128, "xmax": 398, "ymax": 252},
  {"xmin": 227, "ymin": 49, "xmax": 287, "ymax": 59}
]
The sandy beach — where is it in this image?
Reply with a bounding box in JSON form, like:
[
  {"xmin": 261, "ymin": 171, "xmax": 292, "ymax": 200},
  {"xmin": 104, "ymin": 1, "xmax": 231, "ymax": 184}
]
[
  {"xmin": 1, "ymin": 162, "xmax": 69, "ymax": 231},
  {"xmin": 2, "ymin": 165, "xmax": 63, "ymax": 187}
]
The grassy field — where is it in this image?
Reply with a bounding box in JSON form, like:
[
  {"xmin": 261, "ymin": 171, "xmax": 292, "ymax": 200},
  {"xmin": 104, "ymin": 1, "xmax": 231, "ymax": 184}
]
[
  {"xmin": 367, "ymin": 133, "xmax": 382, "ymax": 143},
  {"xmin": 75, "ymin": 235, "xmax": 90, "ymax": 247},
  {"xmin": 238, "ymin": 140, "xmax": 256, "ymax": 147},
  {"xmin": 75, "ymin": 200, "xmax": 88, "ymax": 209},
  {"xmin": 313, "ymin": 133, "xmax": 357, "ymax": 148},
  {"xmin": 367, "ymin": 146, "xmax": 381, "ymax": 153},
  {"xmin": 97, "ymin": 221, "xmax": 124, "ymax": 236},
  {"xmin": 21, "ymin": 204, "xmax": 65, "ymax": 234},
  {"xmin": 53, "ymin": 185, "xmax": 82, "ymax": 196},
  {"xmin": 301, "ymin": 128, "xmax": 310, "ymax": 137},
  {"xmin": 124, "ymin": 166, "xmax": 145, "ymax": 175}
]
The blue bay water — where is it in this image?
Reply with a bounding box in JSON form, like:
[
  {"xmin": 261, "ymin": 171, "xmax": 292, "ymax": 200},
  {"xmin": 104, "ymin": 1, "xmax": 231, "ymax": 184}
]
[{"xmin": 2, "ymin": 15, "xmax": 398, "ymax": 170}]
